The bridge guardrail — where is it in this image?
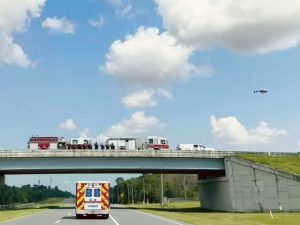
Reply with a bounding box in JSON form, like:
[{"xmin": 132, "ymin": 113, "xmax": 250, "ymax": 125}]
[
  {"xmin": 0, "ymin": 150, "xmax": 298, "ymax": 158},
  {"xmin": 0, "ymin": 150, "xmax": 232, "ymax": 158}
]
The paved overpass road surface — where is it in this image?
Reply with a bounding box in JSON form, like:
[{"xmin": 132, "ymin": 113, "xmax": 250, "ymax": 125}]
[{"xmin": 0, "ymin": 205, "xmax": 190, "ymax": 225}]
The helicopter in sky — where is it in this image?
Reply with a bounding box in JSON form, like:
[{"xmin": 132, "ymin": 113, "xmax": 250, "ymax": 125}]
[{"xmin": 253, "ymin": 89, "xmax": 268, "ymax": 94}]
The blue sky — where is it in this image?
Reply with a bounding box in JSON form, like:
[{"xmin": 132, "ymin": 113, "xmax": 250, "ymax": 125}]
[{"xmin": 1, "ymin": 0, "xmax": 300, "ymax": 192}]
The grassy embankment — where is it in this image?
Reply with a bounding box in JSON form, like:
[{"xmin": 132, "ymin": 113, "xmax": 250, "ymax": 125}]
[
  {"xmin": 236, "ymin": 154, "xmax": 300, "ymax": 175},
  {"xmin": 129, "ymin": 201, "xmax": 300, "ymax": 225},
  {"xmin": 0, "ymin": 198, "xmax": 73, "ymax": 223},
  {"xmin": 0, "ymin": 209, "xmax": 45, "ymax": 223}
]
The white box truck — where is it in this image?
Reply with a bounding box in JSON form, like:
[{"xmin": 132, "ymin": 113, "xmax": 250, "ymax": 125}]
[{"xmin": 106, "ymin": 137, "xmax": 138, "ymax": 150}]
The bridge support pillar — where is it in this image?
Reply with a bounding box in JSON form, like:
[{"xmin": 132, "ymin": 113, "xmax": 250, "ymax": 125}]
[
  {"xmin": 0, "ymin": 174, "xmax": 5, "ymax": 186},
  {"xmin": 199, "ymin": 157, "xmax": 300, "ymax": 212},
  {"xmin": 198, "ymin": 176, "xmax": 233, "ymax": 211}
]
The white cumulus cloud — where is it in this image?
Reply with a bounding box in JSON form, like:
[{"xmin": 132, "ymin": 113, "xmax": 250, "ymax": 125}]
[
  {"xmin": 79, "ymin": 128, "xmax": 90, "ymax": 138},
  {"xmin": 156, "ymin": 88, "xmax": 172, "ymax": 99},
  {"xmin": 105, "ymin": 111, "xmax": 161, "ymax": 137},
  {"xmin": 42, "ymin": 17, "xmax": 76, "ymax": 34},
  {"xmin": 210, "ymin": 116, "xmax": 288, "ymax": 145},
  {"xmin": 104, "ymin": 26, "xmax": 212, "ymax": 86},
  {"xmin": 89, "ymin": 15, "xmax": 104, "ymax": 28},
  {"xmin": 75, "ymin": 112, "xmax": 163, "ymax": 141},
  {"xmin": 0, "ymin": 0, "xmax": 45, "ymax": 68},
  {"xmin": 122, "ymin": 88, "xmax": 173, "ymax": 108},
  {"xmin": 106, "ymin": 0, "xmax": 132, "ymax": 18},
  {"xmin": 79, "ymin": 128, "xmax": 108, "ymax": 143},
  {"xmin": 122, "ymin": 89, "xmax": 156, "ymax": 108},
  {"xmin": 155, "ymin": 0, "xmax": 300, "ymax": 54},
  {"xmin": 59, "ymin": 119, "xmax": 77, "ymax": 130}
]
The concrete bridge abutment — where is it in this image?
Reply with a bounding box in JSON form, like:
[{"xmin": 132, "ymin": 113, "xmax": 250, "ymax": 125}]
[{"xmin": 199, "ymin": 157, "xmax": 300, "ymax": 212}]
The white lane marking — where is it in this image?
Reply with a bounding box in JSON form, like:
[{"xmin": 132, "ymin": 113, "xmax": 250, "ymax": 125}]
[
  {"xmin": 134, "ymin": 210, "xmax": 186, "ymax": 225},
  {"xmin": 110, "ymin": 215, "xmax": 120, "ymax": 225},
  {"xmin": 55, "ymin": 220, "xmax": 61, "ymax": 224}
]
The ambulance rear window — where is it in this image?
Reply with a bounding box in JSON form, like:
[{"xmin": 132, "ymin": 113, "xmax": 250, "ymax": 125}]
[
  {"xmin": 94, "ymin": 188, "xmax": 100, "ymax": 197},
  {"xmin": 86, "ymin": 188, "xmax": 92, "ymax": 197}
]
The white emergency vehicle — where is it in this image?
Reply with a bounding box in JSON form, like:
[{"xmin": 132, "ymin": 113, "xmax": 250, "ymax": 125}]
[
  {"xmin": 68, "ymin": 138, "xmax": 92, "ymax": 149},
  {"xmin": 76, "ymin": 181, "xmax": 110, "ymax": 219},
  {"xmin": 176, "ymin": 144, "xmax": 215, "ymax": 151}
]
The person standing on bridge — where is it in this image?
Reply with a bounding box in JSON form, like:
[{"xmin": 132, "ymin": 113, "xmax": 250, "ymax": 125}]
[
  {"xmin": 110, "ymin": 143, "xmax": 115, "ymax": 150},
  {"xmin": 94, "ymin": 142, "xmax": 98, "ymax": 150}
]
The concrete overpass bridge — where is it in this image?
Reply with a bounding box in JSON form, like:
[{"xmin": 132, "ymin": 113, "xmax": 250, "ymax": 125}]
[
  {"xmin": 0, "ymin": 150, "xmax": 299, "ymax": 213},
  {"xmin": 0, "ymin": 150, "xmax": 231, "ymax": 177}
]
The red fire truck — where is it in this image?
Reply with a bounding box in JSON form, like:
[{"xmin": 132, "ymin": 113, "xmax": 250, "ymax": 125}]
[
  {"xmin": 146, "ymin": 136, "xmax": 169, "ymax": 150},
  {"xmin": 27, "ymin": 136, "xmax": 66, "ymax": 150}
]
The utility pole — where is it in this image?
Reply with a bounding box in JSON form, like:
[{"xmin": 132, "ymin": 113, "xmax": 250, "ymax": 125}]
[
  {"xmin": 117, "ymin": 187, "xmax": 119, "ymax": 204},
  {"xmin": 131, "ymin": 184, "xmax": 134, "ymax": 204},
  {"xmin": 143, "ymin": 175, "xmax": 146, "ymax": 204},
  {"xmin": 127, "ymin": 183, "xmax": 130, "ymax": 204},
  {"xmin": 183, "ymin": 175, "xmax": 187, "ymax": 200},
  {"xmin": 161, "ymin": 174, "xmax": 164, "ymax": 207}
]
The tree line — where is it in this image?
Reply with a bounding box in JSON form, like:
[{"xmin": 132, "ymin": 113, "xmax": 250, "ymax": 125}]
[
  {"xmin": 0, "ymin": 184, "xmax": 74, "ymax": 209},
  {"xmin": 111, "ymin": 174, "xmax": 199, "ymax": 204}
]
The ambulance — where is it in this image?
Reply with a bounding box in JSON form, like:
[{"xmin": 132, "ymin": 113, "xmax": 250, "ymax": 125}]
[{"xmin": 75, "ymin": 181, "xmax": 110, "ymax": 219}]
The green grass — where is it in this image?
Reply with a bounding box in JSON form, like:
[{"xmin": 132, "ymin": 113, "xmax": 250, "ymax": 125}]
[
  {"xmin": 33, "ymin": 197, "xmax": 73, "ymax": 208},
  {"xmin": 236, "ymin": 154, "xmax": 300, "ymax": 175},
  {"xmin": 0, "ymin": 209, "xmax": 46, "ymax": 222},
  {"xmin": 35, "ymin": 197, "xmax": 66, "ymax": 204},
  {"xmin": 0, "ymin": 198, "xmax": 71, "ymax": 223},
  {"xmin": 129, "ymin": 201, "xmax": 300, "ymax": 225}
]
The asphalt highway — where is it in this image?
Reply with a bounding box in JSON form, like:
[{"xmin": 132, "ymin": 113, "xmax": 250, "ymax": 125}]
[{"xmin": 0, "ymin": 204, "xmax": 190, "ymax": 225}]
